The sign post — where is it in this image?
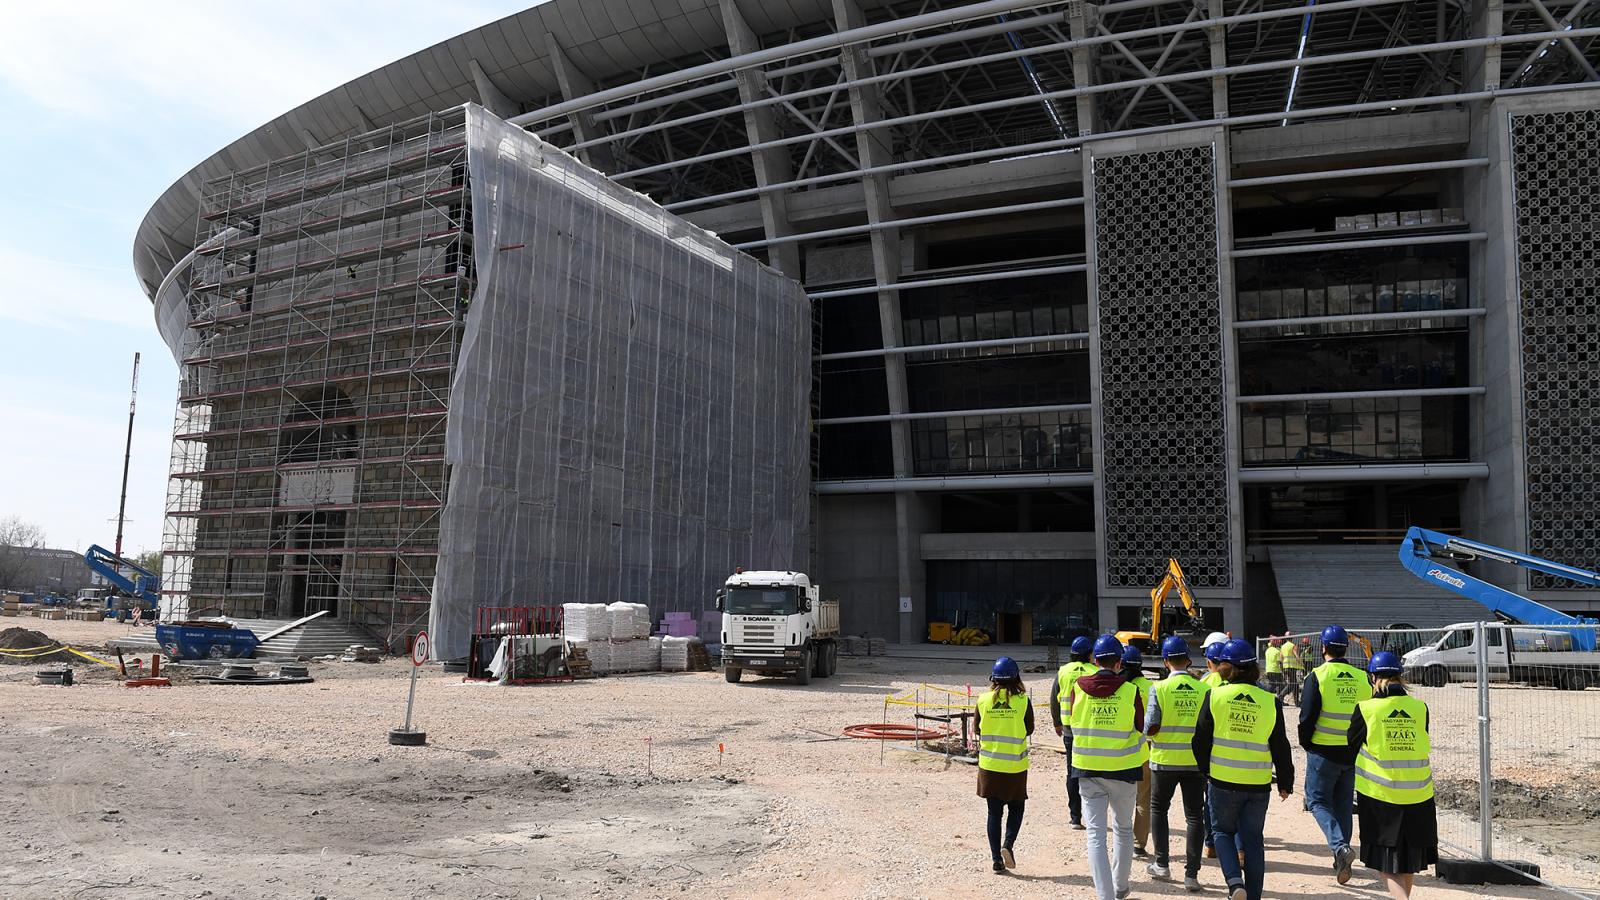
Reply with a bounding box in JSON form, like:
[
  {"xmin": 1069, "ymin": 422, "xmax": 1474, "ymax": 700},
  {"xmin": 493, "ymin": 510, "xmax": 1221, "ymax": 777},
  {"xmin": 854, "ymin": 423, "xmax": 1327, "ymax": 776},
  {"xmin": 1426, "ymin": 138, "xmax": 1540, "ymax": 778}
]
[{"xmin": 388, "ymin": 631, "xmax": 429, "ymax": 746}]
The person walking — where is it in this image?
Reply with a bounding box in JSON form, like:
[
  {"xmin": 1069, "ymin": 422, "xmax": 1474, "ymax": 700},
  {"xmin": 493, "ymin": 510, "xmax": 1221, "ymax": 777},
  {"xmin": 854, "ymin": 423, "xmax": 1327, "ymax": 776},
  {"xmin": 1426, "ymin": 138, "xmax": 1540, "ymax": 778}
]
[
  {"xmin": 1299, "ymin": 624, "xmax": 1373, "ymax": 884},
  {"xmin": 976, "ymin": 656, "xmax": 1035, "ymax": 873},
  {"xmin": 1281, "ymin": 635, "xmax": 1305, "ymax": 704},
  {"xmin": 1122, "ymin": 644, "xmax": 1155, "ymax": 860},
  {"xmin": 1263, "ymin": 637, "xmax": 1285, "ymax": 700},
  {"xmin": 1351, "ymin": 651, "xmax": 1437, "ymax": 899},
  {"xmin": 1144, "ymin": 635, "xmax": 1209, "ymax": 892},
  {"xmin": 1068, "ymin": 634, "xmax": 1146, "ymax": 900},
  {"xmin": 1052, "ymin": 634, "xmax": 1098, "ymax": 829},
  {"xmin": 1193, "ymin": 639, "xmax": 1295, "ymax": 900}
]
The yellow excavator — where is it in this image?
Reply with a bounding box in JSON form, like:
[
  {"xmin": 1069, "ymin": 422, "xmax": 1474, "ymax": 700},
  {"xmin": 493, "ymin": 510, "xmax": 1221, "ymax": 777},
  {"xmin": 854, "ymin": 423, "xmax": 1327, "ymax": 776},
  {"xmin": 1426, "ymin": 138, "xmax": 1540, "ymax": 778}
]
[{"xmin": 1115, "ymin": 558, "xmax": 1211, "ymax": 654}]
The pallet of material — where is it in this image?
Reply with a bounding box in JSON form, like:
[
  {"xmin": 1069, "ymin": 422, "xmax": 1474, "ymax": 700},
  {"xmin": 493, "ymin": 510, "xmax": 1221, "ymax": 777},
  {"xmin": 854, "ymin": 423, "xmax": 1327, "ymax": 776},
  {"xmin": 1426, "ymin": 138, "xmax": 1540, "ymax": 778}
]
[
  {"xmin": 38, "ymin": 609, "xmax": 66, "ymax": 621},
  {"xmin": 339, "ymin": 645, "xmax": 383, "ymax": 662},
  {"xmin": 566, "ymin": 646, "xmax": 595, "ymax": 679},
  {"xmin": 66, "ymin": 610, "xmax": 101, "ymax": 622}
]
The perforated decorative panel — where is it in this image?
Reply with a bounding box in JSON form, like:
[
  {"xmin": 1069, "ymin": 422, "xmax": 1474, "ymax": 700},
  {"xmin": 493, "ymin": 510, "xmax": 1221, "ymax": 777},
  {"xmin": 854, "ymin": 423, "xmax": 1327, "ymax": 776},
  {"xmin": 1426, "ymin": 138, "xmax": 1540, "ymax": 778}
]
[
  {"xmin": 1510, "ymin": 109, "xmax": 1600, "ymax": 589},
  {"xmin": 1093, "ymin": 145, "xmax": 1233, "ymax": 589}
]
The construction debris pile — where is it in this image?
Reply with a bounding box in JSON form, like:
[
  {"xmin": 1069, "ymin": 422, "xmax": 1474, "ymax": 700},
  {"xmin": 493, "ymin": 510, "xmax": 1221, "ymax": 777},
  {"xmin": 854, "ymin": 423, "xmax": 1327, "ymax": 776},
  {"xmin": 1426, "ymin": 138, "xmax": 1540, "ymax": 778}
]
[{"xmin": 838, "ymin": 636, "xmax": 889, "ymax": 657}]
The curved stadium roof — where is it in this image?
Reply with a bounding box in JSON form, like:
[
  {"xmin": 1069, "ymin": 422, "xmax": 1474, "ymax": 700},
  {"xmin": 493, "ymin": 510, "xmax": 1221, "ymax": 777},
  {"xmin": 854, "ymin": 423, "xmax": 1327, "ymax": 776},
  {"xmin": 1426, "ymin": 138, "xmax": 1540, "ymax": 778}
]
[{"xmin": 135, "ymin": 0, "xmax": 1600, "ymax": 301}]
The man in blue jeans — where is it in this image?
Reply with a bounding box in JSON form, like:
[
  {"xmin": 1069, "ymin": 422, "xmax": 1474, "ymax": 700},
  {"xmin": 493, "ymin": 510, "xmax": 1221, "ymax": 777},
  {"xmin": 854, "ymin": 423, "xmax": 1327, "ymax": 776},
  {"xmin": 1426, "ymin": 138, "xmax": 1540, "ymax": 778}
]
[{"xmin": 1297, "ymin": 624, "xmax": 1372, "ymax": 885}]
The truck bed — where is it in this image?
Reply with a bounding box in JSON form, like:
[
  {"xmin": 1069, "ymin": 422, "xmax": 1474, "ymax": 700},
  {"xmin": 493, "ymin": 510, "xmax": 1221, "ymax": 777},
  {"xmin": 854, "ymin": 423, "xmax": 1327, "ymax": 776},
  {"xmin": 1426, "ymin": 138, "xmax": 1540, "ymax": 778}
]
[{"xmin": 816, "ymin": 600, "xmax": 840, "ymax": 638}]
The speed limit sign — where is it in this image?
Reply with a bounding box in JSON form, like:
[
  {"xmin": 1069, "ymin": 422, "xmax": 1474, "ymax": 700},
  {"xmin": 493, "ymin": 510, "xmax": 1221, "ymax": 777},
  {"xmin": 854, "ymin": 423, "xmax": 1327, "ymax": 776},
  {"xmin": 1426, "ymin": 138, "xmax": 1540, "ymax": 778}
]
[{"xmin": 411, "ymin": 631, "xmax": 430, "ymax": 667}]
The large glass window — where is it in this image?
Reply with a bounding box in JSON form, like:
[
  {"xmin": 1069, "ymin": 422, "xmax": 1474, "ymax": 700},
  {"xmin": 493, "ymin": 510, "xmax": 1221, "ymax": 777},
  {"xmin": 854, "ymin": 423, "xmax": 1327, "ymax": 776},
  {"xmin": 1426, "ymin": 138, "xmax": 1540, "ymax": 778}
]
[
  {"xmin": 926, "ymin": 558, "xmax": 1098, "ymax": 646},
  {"xmin": 1238, "ymin": 329, "xmax": 1468, "ymax": 396},
  {"xmin": 1240, "ymin": 396, "xmax": 1468, "ymax": 465},
  {"xmin": 1235, "ymin": 244, "xmax": 1469, "ymax": 321},
  {"xmin": 1244, "ymin": 482, "xmax": 1462, "ymax": 543},
  {"xmin": 912, "ymin": 410, "xmax": 1092, "ymax": 475},
  {"xmin": 907, "ymin": 351, "xmax": 1090, "ymax": 412},
  {"xmin": 817, "ymin": 423, "xmax": 893, "ymax": 480},
  {"xmin": 901, "ymin": 272, "xmax": 1088, "ymax": 358},
  {"xmin": 723, "ymin": 587, "xmax": 797, "ymax": 615}
]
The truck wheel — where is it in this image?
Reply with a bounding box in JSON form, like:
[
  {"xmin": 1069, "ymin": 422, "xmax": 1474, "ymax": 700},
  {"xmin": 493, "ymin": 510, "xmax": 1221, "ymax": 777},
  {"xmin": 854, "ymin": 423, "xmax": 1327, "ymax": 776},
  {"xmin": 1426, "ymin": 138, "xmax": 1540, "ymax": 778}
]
[
  {"xmin": 724, "ymin": 666, "xmax": 742, "ymax": 684},
  {"xmin": 825, "ymin": 643, "xmax": 838, "ymax": 677},
  {"xmin": 793, "ymin": 651, "xmax": 812, "ymax": 685},
  {"xmin": 1422, "ymin": 666, "xmax": 1448, "ymax": 688},
  {"xmin": 811, "ymin": 646, "xmax": 828, "ymax": 678},
  {"xmin": 1558, "ymin": 668, "xmax": 1586, "ymax": 691}
]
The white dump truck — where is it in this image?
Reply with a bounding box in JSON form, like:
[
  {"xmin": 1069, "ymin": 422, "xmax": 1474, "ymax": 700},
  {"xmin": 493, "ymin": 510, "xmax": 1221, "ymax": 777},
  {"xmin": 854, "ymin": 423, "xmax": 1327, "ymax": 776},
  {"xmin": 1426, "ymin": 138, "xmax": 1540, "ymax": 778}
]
[{"xmin": 717, "ymin": 570, "xmax": 839, "ymax": 684}]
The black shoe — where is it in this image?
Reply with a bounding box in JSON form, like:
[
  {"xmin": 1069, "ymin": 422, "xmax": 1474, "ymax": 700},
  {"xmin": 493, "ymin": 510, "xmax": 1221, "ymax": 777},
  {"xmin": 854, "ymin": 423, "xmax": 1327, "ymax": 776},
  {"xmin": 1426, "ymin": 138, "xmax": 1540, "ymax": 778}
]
[
  {"xmin": 992, "ymin": 860, "xmax": 1006, "ymax": 874},
  {"xmin": 1072, "ymin": 820, "xmax": 1086, "ymax": 831},
  {"xmin": 1133, "ymin": 846, "xmax": 1150, "ymax": 859}
]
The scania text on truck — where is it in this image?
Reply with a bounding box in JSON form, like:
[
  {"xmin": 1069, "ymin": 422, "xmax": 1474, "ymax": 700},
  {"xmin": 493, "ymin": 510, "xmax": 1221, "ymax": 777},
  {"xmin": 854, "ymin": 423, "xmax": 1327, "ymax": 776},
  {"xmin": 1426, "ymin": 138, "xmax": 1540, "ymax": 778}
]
[{"xmin": 717, "ymin": 570, "xmax": 839, "ymax": 685}]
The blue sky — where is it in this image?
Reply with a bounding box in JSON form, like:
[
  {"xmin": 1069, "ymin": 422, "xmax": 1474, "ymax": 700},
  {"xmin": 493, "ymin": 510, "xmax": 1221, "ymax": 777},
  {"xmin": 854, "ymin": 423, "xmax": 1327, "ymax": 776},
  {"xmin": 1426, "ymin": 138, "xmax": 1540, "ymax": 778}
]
[{"xmin": 0, "ymin": 1, "xmax": 533, "ymax": 557}]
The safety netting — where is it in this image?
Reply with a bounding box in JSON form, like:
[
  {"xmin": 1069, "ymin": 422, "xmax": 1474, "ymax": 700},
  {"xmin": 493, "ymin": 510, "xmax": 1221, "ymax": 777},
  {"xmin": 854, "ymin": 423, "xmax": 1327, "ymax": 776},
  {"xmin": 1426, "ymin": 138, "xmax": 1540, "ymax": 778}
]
[{"xmin": 430, "ymin": 105, "xmax": 812, "ymax": 659}]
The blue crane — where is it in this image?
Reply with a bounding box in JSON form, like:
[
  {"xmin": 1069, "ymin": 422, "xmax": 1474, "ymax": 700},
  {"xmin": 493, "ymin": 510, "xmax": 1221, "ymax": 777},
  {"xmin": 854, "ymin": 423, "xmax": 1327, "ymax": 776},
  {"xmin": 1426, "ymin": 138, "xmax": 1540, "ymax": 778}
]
[
  {"xmin": 1398, "ymin": 526, "xmax": 1599, "ymax": 650},
  {"xmin": 82, "ymin": 544, "xmax": 160, "ymax": 616}
]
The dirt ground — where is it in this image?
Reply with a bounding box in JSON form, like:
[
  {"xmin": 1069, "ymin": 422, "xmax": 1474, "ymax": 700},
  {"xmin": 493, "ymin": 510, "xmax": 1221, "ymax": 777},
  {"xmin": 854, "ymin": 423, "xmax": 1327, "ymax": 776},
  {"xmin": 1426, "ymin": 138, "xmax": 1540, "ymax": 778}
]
[{"xmin": 3, "ymin": 618, "xmax": 1597, "ymax": 899}]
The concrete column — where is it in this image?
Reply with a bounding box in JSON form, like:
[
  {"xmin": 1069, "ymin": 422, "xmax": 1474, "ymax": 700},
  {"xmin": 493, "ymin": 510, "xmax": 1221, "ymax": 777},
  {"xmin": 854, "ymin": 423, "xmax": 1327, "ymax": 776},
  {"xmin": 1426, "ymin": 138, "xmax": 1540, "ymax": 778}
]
[
  {"xmin": 834, "ymin": 0, "xmax": 919, "ymax": 643},
  {"xmin": 1207, "ymin": 0, "xmax": 1230, "ymax": 118},
  {"xmin": 1067, "ymin": 1, "xmax": 1100, "ymax": 135},
  {"xmin": 543, "ymin": 39, "xmax": 619, "ymax": 173},
  {"xmin": 468, "ymin": 59, "xmax": 520, "ymax": 121},
  {"xmin": 1464, "ymin": 0, "xmax": 1504, "ymax": 92},
  {"xmin": 719, "ymin": 0, "xmax": 803, "ymax": 277}
]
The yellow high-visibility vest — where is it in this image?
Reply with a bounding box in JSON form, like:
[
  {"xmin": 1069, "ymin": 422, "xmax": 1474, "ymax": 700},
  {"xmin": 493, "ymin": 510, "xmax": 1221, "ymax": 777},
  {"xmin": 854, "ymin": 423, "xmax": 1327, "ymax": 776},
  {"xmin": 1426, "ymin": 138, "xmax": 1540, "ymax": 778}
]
[
  {"xmin": 1207, "ymin": 682, "xmax": 1277, "ymax": 786},
  {"xmin": 1070, "ymin": 681, "xmax": 1146, "ymax": 771},
  {"xmin": 1201, "ymin": 670, "xmax": 1225, "ymax": 689},
  {"xmin": 1149, "ymin": 672, "xmax": 1210, "ymax": 770},
  {"xmin": 1354, "ymin": 695, "xmax": 1433, "ymax": 804},
  {"xmin": 1264, "ymin": 645, "xmax": 1283, "ymax": 674},
  {"xmin": 977, "ymin": 689, "xmax": 1031, "ymax": 774},
  {"xmin": 1056, "ymin": 660, "xmax": 1097, "ymax": 709},
  {"xmin": 1282, "ymin": 644, "xmax": 1305, "ymax": 670},
  {"xmin": 1311, "ymin": 661, "xmax": 1373, "ymax": 746}
]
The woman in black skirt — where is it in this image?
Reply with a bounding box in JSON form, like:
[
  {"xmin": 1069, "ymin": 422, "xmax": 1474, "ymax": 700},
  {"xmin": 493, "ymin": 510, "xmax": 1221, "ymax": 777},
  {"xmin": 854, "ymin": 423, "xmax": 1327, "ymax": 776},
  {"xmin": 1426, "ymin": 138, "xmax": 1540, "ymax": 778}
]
[
  {"xmin": 975, "ymin": 656, "xmax": 1034, "ymax": 872},
  {"xmin": 1348, "ymin": 651, "xmax": 1437, "ymax": 899}
]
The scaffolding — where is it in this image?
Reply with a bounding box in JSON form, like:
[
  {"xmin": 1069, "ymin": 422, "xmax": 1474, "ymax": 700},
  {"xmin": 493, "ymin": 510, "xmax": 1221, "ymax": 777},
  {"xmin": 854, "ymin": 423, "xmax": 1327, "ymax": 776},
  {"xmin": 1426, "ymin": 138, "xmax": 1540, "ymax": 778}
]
[{"xmin": 160, "ymin": 108, "xmax": 473, "ymax": 648}]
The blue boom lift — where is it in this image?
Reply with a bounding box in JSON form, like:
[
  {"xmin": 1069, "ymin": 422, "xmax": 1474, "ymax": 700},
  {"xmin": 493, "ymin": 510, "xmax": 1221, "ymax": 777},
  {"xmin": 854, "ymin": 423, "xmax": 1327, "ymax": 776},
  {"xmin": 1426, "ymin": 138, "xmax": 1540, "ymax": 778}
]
[
  {"xmin": 1397, "ymin": 526, "xmax": 1600, "ymax": 651},
  {"xmin": 81, "ymin": 544, "xmax": 160, "ymax": 618}
]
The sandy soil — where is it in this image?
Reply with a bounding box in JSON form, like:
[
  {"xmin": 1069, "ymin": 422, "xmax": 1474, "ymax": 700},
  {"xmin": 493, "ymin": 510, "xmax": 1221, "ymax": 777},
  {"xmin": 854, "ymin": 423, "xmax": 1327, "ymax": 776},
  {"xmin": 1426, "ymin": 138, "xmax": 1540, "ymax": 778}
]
[{"xmin": 2, "ymin": 619, "xmax": 1596, "ymax": 899}]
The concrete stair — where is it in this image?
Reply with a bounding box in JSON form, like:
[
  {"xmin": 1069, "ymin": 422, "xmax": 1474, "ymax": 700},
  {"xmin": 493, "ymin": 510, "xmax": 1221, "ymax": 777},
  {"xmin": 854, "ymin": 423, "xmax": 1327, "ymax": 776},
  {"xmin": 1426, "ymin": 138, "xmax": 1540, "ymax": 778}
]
[{"xmin": 1267, "ymin": 544, "xmax": 1470, "ymax": 634}]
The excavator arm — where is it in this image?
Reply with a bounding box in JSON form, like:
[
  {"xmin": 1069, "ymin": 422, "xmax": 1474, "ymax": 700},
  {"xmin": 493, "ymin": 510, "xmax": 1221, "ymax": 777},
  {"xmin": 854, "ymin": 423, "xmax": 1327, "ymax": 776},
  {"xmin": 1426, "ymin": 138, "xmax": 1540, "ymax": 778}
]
[{"xmin": 1117, "ymin": 558, "xmax": 1207, "ymax": 648}]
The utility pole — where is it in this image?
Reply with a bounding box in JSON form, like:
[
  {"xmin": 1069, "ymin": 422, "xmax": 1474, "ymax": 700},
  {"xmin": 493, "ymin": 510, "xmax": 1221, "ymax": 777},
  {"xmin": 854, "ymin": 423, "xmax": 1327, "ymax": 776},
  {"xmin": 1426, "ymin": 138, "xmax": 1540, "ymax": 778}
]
[{"xmin": 114, "ymin": 352, "xmax": 140, "ymax": 561}]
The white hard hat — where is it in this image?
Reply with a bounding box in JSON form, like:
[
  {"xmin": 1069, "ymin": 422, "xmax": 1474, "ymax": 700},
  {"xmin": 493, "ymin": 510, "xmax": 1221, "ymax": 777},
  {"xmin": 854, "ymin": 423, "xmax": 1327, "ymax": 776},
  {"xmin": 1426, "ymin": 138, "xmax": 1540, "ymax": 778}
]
[{"xmin": 1203, "ymin": 631, "xmax": 1229, "ymax": 648}]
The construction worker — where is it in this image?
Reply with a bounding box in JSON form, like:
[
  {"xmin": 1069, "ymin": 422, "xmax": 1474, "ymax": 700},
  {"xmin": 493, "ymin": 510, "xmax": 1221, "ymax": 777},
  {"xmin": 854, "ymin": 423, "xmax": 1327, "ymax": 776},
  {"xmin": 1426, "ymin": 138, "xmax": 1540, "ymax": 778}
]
[
  {"xmin": 1144, "ymin": 635, "xmax": 1209, "ymax": 892},
  {"xmin": 1350, "ymin": 651, "xmax": 1437, "ymax": 900},
  {"xmin": 1263, "ymin": 636, "xmax": 1285, "ymax": 699},
  {"xmin": 1299, "ymin": 624, "xmax": 1373, "ymax": 885},
  {"xmin": 1122, "ymin": 644, "xmax": 1154, "ymax": 860},
  {"xmin": 975, "ymin": 656, "xmax": 1035, "ymax": 874},
  {"xmin": 1068, "ymin": 634, "xmax": 1145, "ymax": 900},
  {"xmin": 1193, "ymin": 639, "xmax": 1295, "ymax": 900},
  {"xmin": 1201, "ymin": 632, "xmax": 1229, "ymax": 688},
  {"xmin": 1051, "ymin": 634, "xmax": 1098, "ymax": 829},
  {"xmin": 1281, "ymin": 634, "xmax": 1305, "ymax": 703}
]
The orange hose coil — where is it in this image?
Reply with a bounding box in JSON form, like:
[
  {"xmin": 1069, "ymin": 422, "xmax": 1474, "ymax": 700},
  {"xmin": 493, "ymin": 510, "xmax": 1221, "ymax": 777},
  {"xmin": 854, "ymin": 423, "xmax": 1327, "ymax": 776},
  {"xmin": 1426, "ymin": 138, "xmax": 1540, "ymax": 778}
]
[{"xmin": 842, "ymin": 723, "xmax": 948, "ymax": 740}]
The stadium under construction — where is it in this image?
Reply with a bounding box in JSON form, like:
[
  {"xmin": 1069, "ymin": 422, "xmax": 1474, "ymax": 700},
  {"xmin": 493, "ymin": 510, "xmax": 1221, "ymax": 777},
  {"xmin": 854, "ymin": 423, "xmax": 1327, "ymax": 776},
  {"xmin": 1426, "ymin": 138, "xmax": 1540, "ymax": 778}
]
[{"xmin": 132, "ymin": 0, "xmax": 1600, "ymax": 652}]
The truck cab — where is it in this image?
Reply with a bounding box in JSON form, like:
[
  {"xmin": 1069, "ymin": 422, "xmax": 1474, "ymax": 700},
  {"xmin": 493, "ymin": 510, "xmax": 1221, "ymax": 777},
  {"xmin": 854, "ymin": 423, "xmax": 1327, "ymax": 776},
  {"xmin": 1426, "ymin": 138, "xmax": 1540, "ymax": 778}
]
[{"xmin": 718, "ymin": 570, "xmax": 838, "ymax": 685}]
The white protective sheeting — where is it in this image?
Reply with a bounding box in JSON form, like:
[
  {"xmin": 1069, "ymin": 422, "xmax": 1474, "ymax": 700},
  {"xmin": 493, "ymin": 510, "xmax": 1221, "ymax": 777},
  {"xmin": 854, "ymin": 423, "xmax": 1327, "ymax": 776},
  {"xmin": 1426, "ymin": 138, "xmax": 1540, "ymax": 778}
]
[{"xmin": 430, "ymin": 106, "xmax": 811, "ymax": 659}]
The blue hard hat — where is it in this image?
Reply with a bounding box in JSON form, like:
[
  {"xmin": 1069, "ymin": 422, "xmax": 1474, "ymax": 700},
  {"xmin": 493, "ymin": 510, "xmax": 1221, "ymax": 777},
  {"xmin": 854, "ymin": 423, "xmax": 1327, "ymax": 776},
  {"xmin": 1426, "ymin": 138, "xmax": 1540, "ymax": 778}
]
[
  {"xmin": 1161, "ymin": 635, "xmax": 1191, "ymax": 659},
  {"xmin": 1321, "ymin": 625, "xmax": 1350, "ymax": 647},
  {"xmin": 1070, "ymin": 636, "xmax": 1093, "ymax": 655},
  {"xmin": 1093, "ymin": 634, "xmax": 1124, "ymax": 660},
  {"xmin": 1368, "ymin": 651, "xmax": 1403, "ymax": 676},
  {"xmin": 991, "ymin": 656, "xmax": 1020, "ymax": 680},
  {"xmin": 1122, "ymin": 644, "xmax": 1143, "ymax": 666},
  {"xmin": 1203, "ymin": 640, "xmax": 1225, "ymax": 661},
  {"xmin": 1220, "ymin": 638, "xmax": 1257, "ymax": 665}
]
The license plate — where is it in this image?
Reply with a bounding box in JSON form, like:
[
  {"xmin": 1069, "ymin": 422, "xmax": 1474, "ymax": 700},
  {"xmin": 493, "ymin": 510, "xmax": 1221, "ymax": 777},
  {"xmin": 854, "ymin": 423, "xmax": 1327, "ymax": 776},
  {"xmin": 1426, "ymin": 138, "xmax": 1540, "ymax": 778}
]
[{"xmin": 747, "ymin": 659, "xmax": 767, "ymax": 666}]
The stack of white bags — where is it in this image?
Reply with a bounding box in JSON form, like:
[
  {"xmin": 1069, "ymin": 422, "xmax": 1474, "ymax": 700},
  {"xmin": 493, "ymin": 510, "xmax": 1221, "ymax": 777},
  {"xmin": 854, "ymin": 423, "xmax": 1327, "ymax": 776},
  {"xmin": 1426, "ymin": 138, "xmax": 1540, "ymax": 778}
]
[
  {"xmin": 563, "ymin": 603, "xmax": 613, "ymax": 674},
  {"xmin": 660, "ymin": 635, "xmax": 692, "ymax": 672}
]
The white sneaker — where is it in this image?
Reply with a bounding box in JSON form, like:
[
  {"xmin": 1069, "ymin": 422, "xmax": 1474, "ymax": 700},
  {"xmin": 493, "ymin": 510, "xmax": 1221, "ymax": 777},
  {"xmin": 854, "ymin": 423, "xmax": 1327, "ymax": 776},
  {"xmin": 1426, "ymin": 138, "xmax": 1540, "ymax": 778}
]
[
  {"xmin": 1146, "ymin": 862, "xmax": 1171, "ymax": 880},
  {"xmin": 1184, "ymin": 876, "xmax": 1203, "ymax": 892},
  {"xmin": 1229, "ymin": 884, "xmax": 1247, "ymax": 900}
]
